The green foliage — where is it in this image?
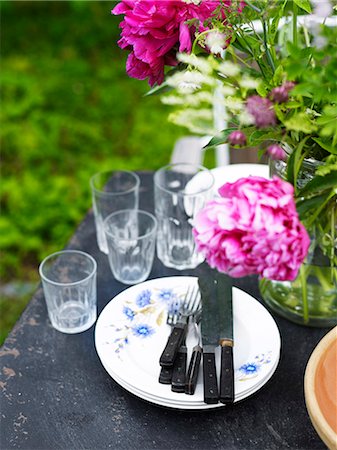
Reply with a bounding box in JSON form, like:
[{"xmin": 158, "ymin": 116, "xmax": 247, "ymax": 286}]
[{"xmin": 0, "ymin": 1, "xmax": 185, "ymax": 343}]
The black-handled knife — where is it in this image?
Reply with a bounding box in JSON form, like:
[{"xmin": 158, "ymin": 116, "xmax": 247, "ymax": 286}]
[
  {"xmin": 158, "ymin": 366, "xmax": 173, "ymax": 384},
  {"xmin": 171, "ymin": 340, "xmax": 187, "ymax": 393},
  {"xmin": 198, "ymin": 276, "xmax": 219, "ymax": 404},
  {"xmin": 217, "ymin": 274, "xmax": 235, "ymax": 404},
  {"xmin": 159, "ymin": 324, "xmax": 186, "ymax": 367}
]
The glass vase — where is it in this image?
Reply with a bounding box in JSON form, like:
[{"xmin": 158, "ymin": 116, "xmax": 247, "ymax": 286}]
[{"xmin": 259, "ymin": 156, "xmax": 337, "ymax": 327}]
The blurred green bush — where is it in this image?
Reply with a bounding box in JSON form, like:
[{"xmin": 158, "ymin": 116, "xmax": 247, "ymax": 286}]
[{"xmin": 0, "ymin": 1, "xmax": 187, "ymax": 343}]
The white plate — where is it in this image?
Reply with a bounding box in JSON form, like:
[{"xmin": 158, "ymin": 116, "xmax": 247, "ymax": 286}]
[
  {"xmin": 186, "ymin": 164, "xmax": 270, "ymax": 198},
  {"xmin": 99, "ymin": 354, "xmax": 280, "ymax": 409},
  {"xmin": 95, "ymin": 276, "xmax": 281, "ymax": 409},
  {"xmin": 210, "ymin": 164, "xmax": 270, "ymax": 193}
]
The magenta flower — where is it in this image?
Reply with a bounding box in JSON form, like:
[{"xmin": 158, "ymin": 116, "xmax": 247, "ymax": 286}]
[
  {"xmin": 228, "ymin": 130, "xmax": 247, "ymax": 146},
  {"xmin": 193, "ymin": 176, "xmax": 310, "ymax": 281},
  {"xmin": 271, "ymin": 81, "xmax": 296, "ymax": 103},
  {"xmin": 267, "ymin": 144, "xmax": 286, "ymax": 160},
  {"xmin": 112, "ymin": 1, "xmax": 230, "ymax": 86},
  {"xmin": 246, "ymin": 95, "xmax": 276, "ymax": 128}
]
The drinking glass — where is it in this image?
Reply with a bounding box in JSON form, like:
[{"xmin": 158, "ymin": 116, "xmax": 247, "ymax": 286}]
[
  {"xmin": 90, "ymin": 170, "xmax": 140, "ymax": 254},
  {"xmin": 104, "ymin": 209, "xmax": 157, "ymax": 285},
  {"xmin": 39, "ymin": 250, "xmax": 97, "ymax": 334},
  {"xmin": 154, "ymin": 163, "xmax": 214, "ymax": 270}
]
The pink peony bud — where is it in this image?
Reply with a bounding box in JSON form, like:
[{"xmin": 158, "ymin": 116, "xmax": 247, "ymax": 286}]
[
  {"xmin": 271, "ymin": 86, "xmax": 290, "ymax": 103},
  {"xmin": 246, "ymin": 95, "xmax": 276, "ymax": 128},
  {"xmin": 271, "ymin": 81, "xmax": 296, "ymax": 103},
  {"xmin": 193, "ymin": 176, "xmax": 310, "ymax": 281},
  {"xmin": 283, "ymin": 81, "xmax": 296, "ymax": 91},
  {"xmin": 267, "ymin": 144, "xmax": 286, "ymax": 160},
  {"xmin": 228, "ymin": 130, "xmax": 247, "ymax": 146}
]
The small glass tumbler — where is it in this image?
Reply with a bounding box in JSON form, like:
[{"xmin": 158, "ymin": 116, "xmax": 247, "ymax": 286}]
[
  {"xmin": 104, "ymin": 209, "xmax": 157, "ymax": 285},
  {"xmin": 154, "ymin": 163, "xmax": 214, "ymax": 270},
  {"xmin": 39, "ymin": 250, "xmax": 97, "ymax": 334},
  {"xmin": 90, "ymin": 170, "xmax": 140, "ymax": 254}
]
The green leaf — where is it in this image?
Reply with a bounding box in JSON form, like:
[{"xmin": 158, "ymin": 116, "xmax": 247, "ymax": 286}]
[
  {"xmin": 286, "ymin": 136, "xmax": 310, "ymax": 187},
  {"xmin": 144, "ymin": 81, "xmax": 171, "ymax": 97},
  {"xmin": 290, "ymin": 84, "xmax": 313, "ymax": 98},
  {"xmin": 284, "ymin": 113, "xmax": 317, "ymax": 134},
  {"xmin": 256, "ymin": 82, "xmax": 267, "ymax": 97},
  {"xmin": 293, "ymin": 0, "xmax": 312, "ymax": 13},
  {"xmin": 272, "ymin": 64, "xmax": 284, "ymax": 86},
  {"xmin": 296, "ymin": 191, "xmax": 332, "ymax": 217},
  {"xmin": 298, "ymin": 171, "xmax": 337, "ymax": 197},
  {"xmin": 204, "ymin": 128, "xmax": 237, "ymax": 148},
  {"xmin": 312, "ymin": 138, "xmax": 337, "ymax": 155}
]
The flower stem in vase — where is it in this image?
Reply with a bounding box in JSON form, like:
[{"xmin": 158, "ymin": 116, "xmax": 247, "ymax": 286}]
[{"xmin": 300, "ymin": 266, "xmax": 309, "ymax": 325}]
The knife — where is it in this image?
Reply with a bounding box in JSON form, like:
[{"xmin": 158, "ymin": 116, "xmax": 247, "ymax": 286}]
[
  {"xmin": 198, "ymin": 276, "xmax": 219, "ymax": 404},
  {"xmin": 217, "ymin": 273, "xmax": 234, "ymax": 404},
  {"xmin": 171, "ymin": 332, "xmax": 188, "ymax": 393}
]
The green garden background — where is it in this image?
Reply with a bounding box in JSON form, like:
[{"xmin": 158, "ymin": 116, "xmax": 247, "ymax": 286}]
[{"xmin": 0, "ymin": 1, "xmax": 191, "ymax": 344}]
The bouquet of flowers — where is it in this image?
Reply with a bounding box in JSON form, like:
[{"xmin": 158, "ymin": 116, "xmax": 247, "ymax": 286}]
[{"xmin": 113, "ymin": 0, "xmax": 337, "ymax": 326}]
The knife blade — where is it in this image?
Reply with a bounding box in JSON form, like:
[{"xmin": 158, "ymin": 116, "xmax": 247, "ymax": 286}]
[
  {"xmin": 198, "ymin": 275, "xmax": 219, "ymax": 404},
  {"xmin": 217, "ymin": 273, "xmax": 234, "ymax": 404}
]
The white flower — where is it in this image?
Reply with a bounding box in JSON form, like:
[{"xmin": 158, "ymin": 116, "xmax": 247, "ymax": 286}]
[
  {"xmin": 163, "ymin": 91, "xmax": 213, "ymax": 108},
  {"xmin": 240, "ymin": 76, "xmax": 260, "ymax": 90},
  {"xmin": 224, "ymin": 97, "xmax": 244, "ymax": 112},
  {"xmin": 177, "ymin": 53, "xmax": 213, "ymax": 74},
  {"xmin": 239, "ymin": 110, "xmax": 255, "ymax": 125},
  {"xmin": 205, "ymin": 31, "xmax": 227, "ymax": 55},
  {"xmin": 169, "ymin": 109, "xmax": 216, "ymax": 135},
  {"xmin": 161, "ymin": 96, "xmax": 186, "ymax": 106},
  {"xmin": 191, "ymin": 91, "xmax": 214, "ymax": 105},
  {"xmin": 218, "ymin": 61, "xmax": 240, "ymax": 77},
  {"xmin": 166, "ymin": 71, "xmax": 203, "ymax": 93},
  {"xmin": 314, "ymin": 35, "xmax": 328, "ymax": 49},
  {"xmin": 218, "ymin": 84, "xmax": 236, "ymax": 97},
  {"xmin": 312, "ymin": 0, "xmax": 333, "ymax": 17},
  {"xmin": 182, "ymin": 0, "xmax": 202, "ymax": 4}
]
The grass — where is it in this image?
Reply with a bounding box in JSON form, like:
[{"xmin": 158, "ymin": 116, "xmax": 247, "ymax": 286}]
[{"xmin": 0, "ymin": 0, "xmax": 190, "ymax": 344}]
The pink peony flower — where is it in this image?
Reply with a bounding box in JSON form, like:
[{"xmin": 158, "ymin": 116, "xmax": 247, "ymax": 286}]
[
  {"xmin": 193, "ymin": 176, "xmax": 310, "ymax": 281},
  {"xmin": 246, "ymin": 95, "xmax": 276, "ymax": 128},
  {"xmin": 228, "ymin": 130, "xmax": 247, "ymax": 146},
  {"xmin": 112, "ymin": 1, "xmax": 230, "ymax": 86},
  {"xmin": 267, "ymin": 144, "xmax": 286, "ymax": 160}
]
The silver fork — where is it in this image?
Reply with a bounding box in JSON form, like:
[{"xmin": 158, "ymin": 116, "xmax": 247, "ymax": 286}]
[
  {"xmin": 185, "ymin": 308, "xmax": 202, "ymax": 395},
  {"xmin": 159, "ymin": 285, "xmax": 200, "ymax": 368}
]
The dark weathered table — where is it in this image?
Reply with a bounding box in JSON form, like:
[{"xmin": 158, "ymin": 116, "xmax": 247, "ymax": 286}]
[{"xmin": 0, "ymin": 172, "xmax": 331, "ymax": 450}]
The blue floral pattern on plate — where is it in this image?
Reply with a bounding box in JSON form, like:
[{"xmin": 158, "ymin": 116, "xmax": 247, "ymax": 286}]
[
  {"xmin": 236, "ymin": 352, "xmax": 273, "ymax": 380},
  {"xmin": 103, "ymin": 284, "xmax": 274, "ymax": 382},
  {"xmin": 103, "ymin": 286, "xmax": 181, "ymax": 356}
]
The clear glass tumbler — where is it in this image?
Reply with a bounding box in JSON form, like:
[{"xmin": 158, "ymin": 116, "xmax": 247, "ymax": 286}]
[
  {"xmin": 90, "ymin": 170, "xmax": 140, "ymax": 254},
  {"xmin": 154, "ymin": 163, "xmax": 214, "ymax": 270},
  {"xmin": 39, "ymin": 250, "xmax": 97, "ymax": 334},
  {"xmin": 104, "ymin": 209, "xmax": 157, "ymax": 285}
]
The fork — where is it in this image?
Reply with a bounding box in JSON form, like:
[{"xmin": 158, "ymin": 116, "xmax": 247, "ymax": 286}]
[
  {"xmin": 185, "ymin": 308, "xmax": 202, "ymax": 395},
  {"xmin": 159, "ymin": 285, "xmax": 200, "ymax": 368}
]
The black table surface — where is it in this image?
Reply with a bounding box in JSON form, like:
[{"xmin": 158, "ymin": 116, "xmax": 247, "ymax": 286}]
[{"xmin": 0, "ymin": 172, "xmax": 332, "ymax": 450}]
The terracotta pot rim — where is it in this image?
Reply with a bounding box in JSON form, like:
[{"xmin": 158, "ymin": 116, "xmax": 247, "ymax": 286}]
[{"xmin": 304, "ymin": 326, "xmax": 337, "ymax": 450}]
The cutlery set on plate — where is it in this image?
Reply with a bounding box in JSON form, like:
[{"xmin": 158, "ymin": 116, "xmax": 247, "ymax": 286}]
[
  {"xmin": 158, "ymin": 274, "xmax": 235, "ymax": 405},
  {"xmin": 95, "ymin": 276, "xmax": 281, "ymax": 409}
]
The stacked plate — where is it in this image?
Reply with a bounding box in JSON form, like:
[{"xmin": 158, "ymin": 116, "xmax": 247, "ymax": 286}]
[{"xmin": 95, "ymin": 276, "xmax": 281, "ymax": 410}]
